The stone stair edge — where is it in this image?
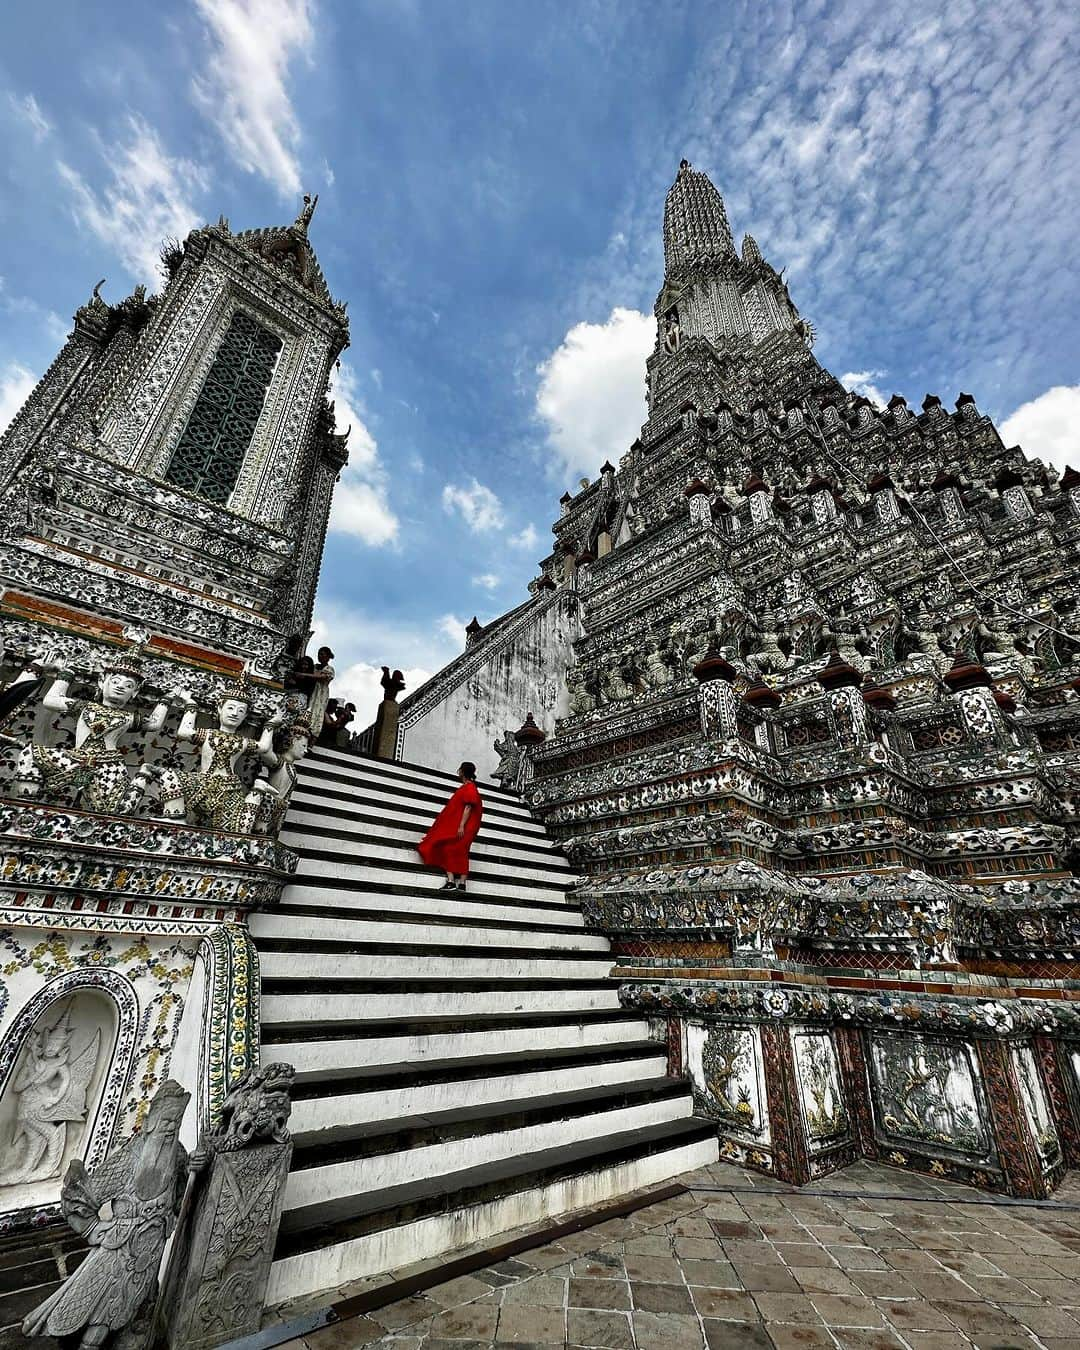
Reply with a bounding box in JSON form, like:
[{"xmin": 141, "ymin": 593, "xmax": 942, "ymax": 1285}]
[
  {"xmin": 273, "ymin": 1115, "xmax": 718, "ymax": 1253},
  {"xmin": 306, "ymin": 747, "xmax": 518, "ymax": 801},
  {"xmin": 287, "ymin": 1075, "xmax": 691, "ymax": 1165},
  {"xmin": 286, "ymin": 1041, "xmax": 669, "ymax": 1097}
]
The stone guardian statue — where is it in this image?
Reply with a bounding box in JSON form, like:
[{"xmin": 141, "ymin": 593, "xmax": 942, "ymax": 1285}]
[{"xmin": 22, "ymin": 1079, "xmax": 195, "ymax": 1350}]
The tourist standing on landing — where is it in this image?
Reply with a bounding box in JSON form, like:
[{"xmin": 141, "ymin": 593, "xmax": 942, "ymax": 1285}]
[{"xmin": 417, "ymin": 762, "xmax": 483, "ymax": 890}]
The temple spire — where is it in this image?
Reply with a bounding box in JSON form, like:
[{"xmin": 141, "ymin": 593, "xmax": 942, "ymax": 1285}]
[{"xmin": 663, "ymin": 159, "xmax": 735, "ymax": 276}]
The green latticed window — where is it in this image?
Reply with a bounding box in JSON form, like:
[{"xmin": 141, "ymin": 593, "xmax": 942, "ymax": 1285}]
[{"xmin": 165, "ymin": 311, "xmax": 282, "ymax": 504}]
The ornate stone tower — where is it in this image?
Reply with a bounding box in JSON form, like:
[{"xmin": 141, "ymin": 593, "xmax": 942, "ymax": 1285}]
[
  {"xmin": 0, "ymin": 195, "xmax": 350, "ymax": 674},
  {"xmin": 521, "ymin": 161, "xmax": 1080, "ymax": 1196},
  {"xmin": 0, "ymin": 199, "xmax": 349, "ymax": 1235}
]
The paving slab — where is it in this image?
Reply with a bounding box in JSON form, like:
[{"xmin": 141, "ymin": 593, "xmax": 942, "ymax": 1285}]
[{"xmin": 265, "ymin": 1160, "xmax": 1080, "ymax": 1347}]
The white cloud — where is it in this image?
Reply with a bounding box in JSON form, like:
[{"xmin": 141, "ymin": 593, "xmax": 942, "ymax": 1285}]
[
  {"xmin": 535, "ymin": 307, "xmax": 652, "ymax": 483},
  {"xmin": 0, "ymin": 361, "xmax": 37, "ymax": 438},
  {"xmin": 841, "ymin": 369, "xmax": 888, "ymax": 408},
  {"xmin": 473, "ymin": 573, "xmax": 500, "ymax": 591},
  {"xmin": 192, "ymin": 0, "xmax": 313, "ymax": 198},
  {"xmin": 58, "ymin": 117, "xmax": 206, "ymax": 286},
  {"xmin": 9, "ymin": 93, "xmax": 50, "ymax": 142},
  {"xmin": 508, "ymin": 523, "xmax": 540, "ymax": 551},
  {"xmin": 442, "ymin": 478, "xmax": 505, "ymax": 532},
  {"xmin": 438, "ymin": 613, "xmax": 468, "ymax": 644},
  {"xmin": 330, "ymin": 480, "xmax": 399, "ymax": 547},
  {"xmin": 326, "ymin": 361, "xmax": 399, "ymax": 547},
  {"xmin": 1000, "ymin": 385, "xmax": 1080, "ymax": 474}
]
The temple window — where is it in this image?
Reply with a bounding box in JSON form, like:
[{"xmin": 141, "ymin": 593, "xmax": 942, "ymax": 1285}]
[{"xmin": 165, "ymin": 310, "xmax": 282, "ymax": 504}]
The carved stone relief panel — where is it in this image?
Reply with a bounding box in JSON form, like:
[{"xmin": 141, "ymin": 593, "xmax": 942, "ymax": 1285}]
[
  {"xmin": 1013, "ymin": 1042, "xmax": 1061, "ymax": 1170},
  {"xmin": 791, "ymin": 1030, "xmax": 849, "ymax": 1153},
  {"xmin": 867, "ymin": 1031, "xmax": 994, "ymax": 1162},
  {"xmin": 686, "ymin": 1021, "xmax": 769, "ymax": 1143},
  {"xmin": 0, "ymin": 990, "xmax": 114, "ymax": 1203},
  {"xmin": 0, "ymin": 929, "xmax": 200, "ymax": 1191}
]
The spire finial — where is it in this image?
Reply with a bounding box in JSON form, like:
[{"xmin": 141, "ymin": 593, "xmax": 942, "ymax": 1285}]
[
  {"xmin": 663, "ymin": 162, "xmax": 735, "ymax": 273},
  {"xmin": 294, "ymin": 192, "xmax": 318, "ymax": 235}
]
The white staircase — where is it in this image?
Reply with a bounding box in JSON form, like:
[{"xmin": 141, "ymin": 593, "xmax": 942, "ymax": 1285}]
[{"xmin": 252, "ymin": 747, "xmax": 718, "ymax": 1305}]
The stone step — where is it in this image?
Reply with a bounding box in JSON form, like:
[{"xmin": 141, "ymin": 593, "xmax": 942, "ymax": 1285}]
[
  {"xmin": 276, "ymin": 881, "xmax": 585, "ymax": 929},
  {"xmin": 268, "ymin": 894, "xmax": 587, "ymax": 938},
  {"xmin": 282, "ymin": 809, "xmax": 575, "ymax": 874},
  {"xmin": 298, "ymin": 760, "xmax": 539, "ymax": 829},
  {"xmin": 280, "ymin": 822, "xmax": 578, "ymax": 887},
  {"xmin": 283, "ymin": 1079, "xmax": 691, "ymax": 1204},
  {"xmin": 253, "ymin": 749, "xmax": 715, "ymax": 1309},
  {"xmin": 291, "ymin": 774, "xmax": 550, "ymax": 837},
  {"xmin": 249, "ymin": 910, "xmax": 611, "ymax": 952},
  {"xmin": 292, "ymin": 852, "xmax": 570, "ymax": 904},
  {"xmin": 266, "ymin": 1116, "xmax": 719, "ymax": 1304},
  {"xmin": 262, "ymin": 1010, "xmax": 655, "ymax": 1072},
  {"xmin": 287, "ymin": 1042, "xmax": 669, "ymax": 1132},
  {"xmin": 306, "ymin": 747, "xmax": 521, "ymax": 806},
  {"xmin": 286, "ymin": 791, "xmax": 561, "ymax": 855},
  {"xmin": 282, "ymin": 864, "xmax": 577, "ymax": 918},
  {"xmin": 258, "ymin": 946, "xmax": 606, "ymax": 982},
  {"xmin": 261, "ymin": 980, "xmax": 622, "ymax": 1023}
]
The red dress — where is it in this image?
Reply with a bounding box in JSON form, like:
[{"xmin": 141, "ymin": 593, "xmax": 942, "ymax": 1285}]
[{"xmin": 418, "ymin": 781, "xmax": 483, "ymax": 875}]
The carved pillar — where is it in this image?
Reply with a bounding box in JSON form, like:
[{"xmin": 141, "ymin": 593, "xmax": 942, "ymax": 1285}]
[
  {"xmin": 693, "ymin": 650, "xmax": 738, "ymax": 738},
  {"xmin": 684, "ymin": 478, "xmax": 713, "ymax": 528},
  {"xmin": 810, "ymin": 487, "xmax": 836, "ymax": 524},
  {"xmin": 957, "ymin": 686, "xmax": 1007, "ymax": 745},
  {"xmin": 943, "ymin": 655, "xmax": 1010, "ymax": 747},
  {"xmin": 760, "ymin": 1023, "xmax": 811, "ymax": 1185},
  {"xmin": 1035, "ymin": 1037, "xmax": 1080, "ymax": 1168},
  {"xmin": 867, "ymin": 474, "xmax": 901, "ymax": 526},
  {"xmin": 834, "ymin": 1026, "xmax": 875, "ymax": 1158},
  {"xmin": 513, "ymin": 712, "xmax": 546, "ymax": 793},
  {"xmin": 1001, "ymin": 484, "xmax": 1034, "ymax": 521},
  {"xmin": 162, "ymin": 1065, "xmax": 295, "ymax": 1350},
  {"xmin": 746, "ymin": 480, "xmax": 773, "ymax": 528},
  {"xmin": 975, "ymin": 1039, "xmax": 1052, "ymax": 1199},
  {"xmin": 818, "ymin": 651, "xmax": 869, "ymax": 747}
]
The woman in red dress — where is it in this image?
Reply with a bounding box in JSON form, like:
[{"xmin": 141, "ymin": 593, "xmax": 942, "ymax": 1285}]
[{"xmin": 417, "ymin": 761, "xmax": 483, "ymax": 890}]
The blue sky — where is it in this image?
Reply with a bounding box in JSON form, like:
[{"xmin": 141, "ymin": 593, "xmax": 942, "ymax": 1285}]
[{"xmin": 1, "ymin": 0, "xmax": 1078, "ymax": 711}]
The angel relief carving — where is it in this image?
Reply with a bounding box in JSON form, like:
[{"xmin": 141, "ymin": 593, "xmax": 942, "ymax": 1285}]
[{"xmin": 0, "ymin": 1000, "xmax": 104, "ymax": 1188}]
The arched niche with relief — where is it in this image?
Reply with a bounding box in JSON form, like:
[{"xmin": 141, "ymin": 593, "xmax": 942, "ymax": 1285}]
[{"xmin": 0, "ymin": 989, "xmax": 117, "ymax": 1208}]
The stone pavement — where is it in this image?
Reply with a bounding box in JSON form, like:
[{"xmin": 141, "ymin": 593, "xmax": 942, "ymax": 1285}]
[{"xmin": 272, "ymin": 1160, "xmax": 1080, "ymax": 1349}]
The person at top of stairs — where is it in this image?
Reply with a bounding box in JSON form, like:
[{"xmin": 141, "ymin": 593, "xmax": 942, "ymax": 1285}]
[{"xmin": 417, "ymin": 760, "xmax": 483, "ymax": 891}]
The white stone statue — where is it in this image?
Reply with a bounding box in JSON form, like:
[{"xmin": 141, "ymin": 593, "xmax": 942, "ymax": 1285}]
[
  {"xmin": 252, "ymin": 708, "xmax": 311, "ymax": 834},
  {"xmin": 0, "ymin": 1005, "xmax": 101, "ymax": 1187},
  {"xmin": 14, "ymin": 648, "xmax": 170, "ymax": 814},
  {"xmin": 158, "ymin": 673, "xmax": 266, "ymax": 832}
]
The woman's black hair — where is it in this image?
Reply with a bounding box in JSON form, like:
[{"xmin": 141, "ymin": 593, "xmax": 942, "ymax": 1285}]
[{"xmin": 459, "ymin": 761, "xmax": 477, "ymax": 781}]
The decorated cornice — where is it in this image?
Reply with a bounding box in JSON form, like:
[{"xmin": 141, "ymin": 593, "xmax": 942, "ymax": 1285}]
[
  {"xmin": 619, "ymin": 977, "xmax": 1080, "ymax": 1038},
  {"xmin": 0, "ymin": 799, "xmax": 295, "ymax": 927}
]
